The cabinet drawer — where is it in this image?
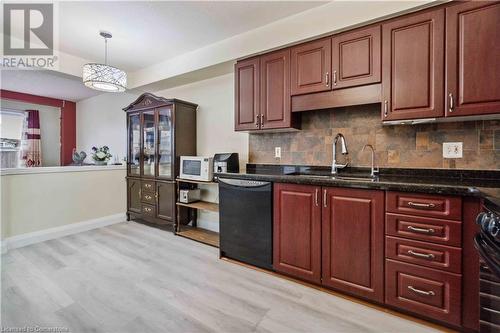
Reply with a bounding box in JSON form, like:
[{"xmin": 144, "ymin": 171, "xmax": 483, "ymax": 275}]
[
  {"xmin": 141, "ymin": 204, "xmax": 156, "ymax": 218},
  {"xmin": 386, "ymin": 236, "xmax": 461, "ymax": 273},
  {"xmin": 386, "ymin": 213, "xmax": 462, "ymax": 246},
  {"xmin": 386, "ymin": 259, "xmax": 461, "ymax": 326},
  {"xmin": 386, "ymin": 192, "xmax": 462, "ymax": 221},
  {"xmin": 141, "ymin": 192, "xmax": 156, "ymax": 204},
  {"xmin": 142, "ymin": 181, "xmax": 155, "ymax": 193}
]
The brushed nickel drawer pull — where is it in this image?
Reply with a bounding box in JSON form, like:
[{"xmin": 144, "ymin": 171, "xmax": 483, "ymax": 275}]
[
  {"xmin": 332, "ymin": 71, "xmax": 337, "ymax": 86},
  {"xmin": 408, "ymin": 201, "xmax": 436, "ymax": 209},
  {"xmin": 384, "ymin": 100, "xmax": 388, "ymax": 117},
  {"xmin": 407, "ymin": 225, "xmax": 435, "ymax": 234},
  {"xmin": 325, "ymin": 72, "xmax": 330, "ymax": 86},
  {"xmin": 144, "ymin": 195, "xmax": 152, "ymax": 200},
  {"xmin": 448, "ymin": 93, "xmax": 454, "ymax": 113},
  {"xmin": 408, "ymin": 286, "xmax": 435, "ymax": 296},
  {"xmin": 407, "ymin": 250, "xmax": 435, "ymax": 260}
]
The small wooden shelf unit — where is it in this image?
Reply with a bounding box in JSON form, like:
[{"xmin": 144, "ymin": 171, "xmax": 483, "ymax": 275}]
[{"xmin": 175, "ymin": 178, "xmax": 219, "ymax": 247}]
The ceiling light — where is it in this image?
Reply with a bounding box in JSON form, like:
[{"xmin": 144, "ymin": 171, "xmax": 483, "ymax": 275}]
[{"xmin": 82, "ymin": 31, "xmax": 126, "ymax": 92}]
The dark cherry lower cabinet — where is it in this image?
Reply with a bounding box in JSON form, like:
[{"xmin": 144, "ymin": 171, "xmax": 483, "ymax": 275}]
[
  {"xmin": 273, "ymin": 183, "xmax": 322, "ymax": 284},
  {"xmin": 322, "ymin": 188, "xmax": 384, "ymax": 302},
  {"xmin": 274, "ymin": 184, "xmax": 384, "ymax": 302}
]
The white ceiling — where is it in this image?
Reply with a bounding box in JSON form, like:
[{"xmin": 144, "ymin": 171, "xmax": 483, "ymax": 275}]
[
  {"xmin": 1, "ymin": 70, "xmax": 101, "ymax": 102},
  {"xmin": 58, "ymin": 1, "xmax": 327, "ymax": 71}
]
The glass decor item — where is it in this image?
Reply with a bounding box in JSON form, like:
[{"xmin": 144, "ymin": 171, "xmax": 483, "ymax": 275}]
[{"xmin": 82, "ymin": 31, "xmax": 127, "ymax": 92}]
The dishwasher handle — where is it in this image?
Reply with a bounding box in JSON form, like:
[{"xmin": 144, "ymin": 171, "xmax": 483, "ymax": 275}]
[{"xmin": 218, "ymin": 178, "xmax": 271, "ymax": 188}]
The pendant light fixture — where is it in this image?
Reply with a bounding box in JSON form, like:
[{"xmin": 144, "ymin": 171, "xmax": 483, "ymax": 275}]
[{"xmin": 82, "ymin": 31, "xmax": 127, "ymax": 92}]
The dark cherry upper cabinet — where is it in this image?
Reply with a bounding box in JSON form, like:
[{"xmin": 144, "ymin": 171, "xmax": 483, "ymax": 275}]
[
  {"xmin": 322, "ymin": 187, "xmax": 385, "ymax": 302},
  {"xmin": 235, "ymin": 58, "xmax": 260, "ymax": 131},
  {"xmin": 260, "ymin": 49, "xmax": 291, "ymax": 129},
  {"xmin": 332, "ymin": 25, "xmax": 381, "ymax": 90},
  {"xmin": 382, "ymin": 10, "xmax": 445, "ymax": 121},
  {"xmin": 273, "ymin": 183, "xmax": 322, "ymax": 284},
  {"xmin": 445, "ymin": 1, "xmax": 500, "ymax": 117},
  {"xmin": 291, "ymin": 38, "xmax": 332, "ymax": 96}
]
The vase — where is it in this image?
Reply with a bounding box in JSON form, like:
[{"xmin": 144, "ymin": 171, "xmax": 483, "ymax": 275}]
[{"xmin": 94, "ymin": 160, "xmax": 108, "ymax": 166}]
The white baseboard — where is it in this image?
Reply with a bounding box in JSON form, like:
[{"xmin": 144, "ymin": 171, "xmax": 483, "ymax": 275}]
[{"xmin": 1, "ymin": 213, "xmax": 126, "ymax": 253}]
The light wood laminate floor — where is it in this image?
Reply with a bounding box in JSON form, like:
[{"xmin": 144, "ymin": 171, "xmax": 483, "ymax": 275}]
[{"xmin": 2, "ymin": 222, "xmax": 444, "ymax": 333}]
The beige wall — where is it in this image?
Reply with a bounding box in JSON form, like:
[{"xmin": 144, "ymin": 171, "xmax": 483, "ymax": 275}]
[
  {"xmin": 154, "ymin": 73, "xmax": 248, "ymax": 232},
  {"xmin": 1, "ymin": 169, "xmax": 126, "ymax": 239}
]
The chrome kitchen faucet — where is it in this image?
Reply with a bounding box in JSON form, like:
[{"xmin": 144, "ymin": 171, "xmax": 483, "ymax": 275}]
[{"xmin": 331, "ymin": 133, "xmax": 349, "ymax": 174}]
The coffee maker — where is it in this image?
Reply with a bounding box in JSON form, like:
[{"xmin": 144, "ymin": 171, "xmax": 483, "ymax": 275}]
[{"xmin": 213, "ymin": 153, "xmax": 239, "ymax": 174}]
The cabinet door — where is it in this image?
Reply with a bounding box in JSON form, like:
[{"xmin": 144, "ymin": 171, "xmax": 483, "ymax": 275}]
[
  {"xmin": 157, "ymin": 106, "xmax": 173, "ymax": 179},
  {"xmin": 382, "ymin": 10, "xmax": 444, "ymax": 121},
  {"xmin": 322, "ymin": 187, "xmax": 384, "ymax": 302},
  {"xmin": 445, "ymin": 1, "xmax": 500, "ymax": 117},
  {"xmin": 157, "ymin": 181, "xmax": 175, "ymax": 222},
  {"xmin": 127, "ymin": 113, "xmax": 141, "ymax": 176},
  {"xmin": 142, "ymin": 110, "xmax": 156, "ymax": 177},
  {"xmin": 274, "ymin": 183, "xmax": 322, "ymax": 284},
  {"xmin": 235, "ymin": 58, "xmax": 260, "ymax": 131},
  {"xmin": 127, "ymin": 178, "xmax": 141, "ymax": 214},
  {"xmin": 260, "ymin": 49, "xmax": 291, "ymax": 130},
  {"xmin": 332, "ymin": 25, "xmax": 381, "ymax": 89},
  {"xmin": 291, "ymin": 38, "xmax": 331, "ymax": 95}
]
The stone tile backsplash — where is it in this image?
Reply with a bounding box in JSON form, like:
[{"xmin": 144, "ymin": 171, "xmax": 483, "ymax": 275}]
[{"xmin": 249, "ymin": 104, "xmax": 500, "ymax": 170}]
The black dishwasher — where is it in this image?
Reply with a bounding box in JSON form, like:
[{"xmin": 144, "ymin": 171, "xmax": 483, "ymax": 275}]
[{"xmin": 218, "ymin": 178, "xmax": 272, "ymax": 270}]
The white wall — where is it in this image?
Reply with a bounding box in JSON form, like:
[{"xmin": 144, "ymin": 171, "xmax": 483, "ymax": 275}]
[
  {"xmin": 76, "ymin": 92, "xmax": 139, "ymax": 163},
  {"xmin": 0, "ymin": 99, "xmax": 61, "ymax": 167}
]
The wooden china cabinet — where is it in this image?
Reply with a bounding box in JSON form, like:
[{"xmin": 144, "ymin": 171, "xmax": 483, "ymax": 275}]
[{"xmin": 123, "ymin": 93, "xmax": 197, "ymax": 230}]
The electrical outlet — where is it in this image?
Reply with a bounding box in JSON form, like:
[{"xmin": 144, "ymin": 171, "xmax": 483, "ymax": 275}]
[
  {"xmin": 443, "ymin": 142, "xmax": 463, "ymax": 159},
  {"xmin": 275, "ymin": 147, "xmax": 281, "ymax": 158}
]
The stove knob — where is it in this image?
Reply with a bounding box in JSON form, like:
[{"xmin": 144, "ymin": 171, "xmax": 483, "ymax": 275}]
[{"xmin": 476, "ymin": 212, "xmax": 490, "ymax": 227}]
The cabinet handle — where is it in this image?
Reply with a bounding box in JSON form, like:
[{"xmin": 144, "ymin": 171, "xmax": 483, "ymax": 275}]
[
  {"xmin": 315, "ymin": 189, "xmax": 319, "ymax": 207},
  {"xmin": 323, "ymin": 189, "xmax": 327, "ymax": 208},
  {"xmin": 145, "ymin": 195, "xmax": 152, "ymax": 200},
  {"xmin": 155, "ymin": 192, "xmax": 158, "ymax": 199},
  {"xmin": 408, "ymin": 201, "xmax": 436, "ymax": 209},
  {"xmin": 407, "ymin": 225, "xmax": 435, "ymax": 234},
  {"xmin": 333, "ymin": 71, "xmax": 337, "ymax": 86},
  {"xmin": 325, "ymin": 72, "xmax": 329, "ymax": 87},
  {"xmin": 407, "ymin": 250, "xmax": 435, "ymax": 260},
  {"xmin": 448, "ymin": 93, "xmax": 454, "ymax": 113},
  {"xmin": 384, "ymin": 100, "xmax": 388, "ymax": 118},
  {"xmin": 260, "ymin": 115, "xmax": 264, "ymax": 127},
  {"xmin": 145, "ymin": 184, "xmax": 152, "ymax": 189},
  {"xmin": 408, "ymin": 286, "xmax": 435, "ymax": 296},
  {"xmin": 255, "ymin": 115, "xmax": 259, "ymax": 128},
  {"xmin": 144, "ymin": 207, "xmax": 152, "ymax": 213},
  {"xmin": 139, "ymin": 189, "xmax": 142, "ymax": 197}
]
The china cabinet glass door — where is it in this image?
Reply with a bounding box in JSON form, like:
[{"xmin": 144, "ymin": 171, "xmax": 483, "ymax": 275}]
[
  {"xmin": 128, "ymin": 113, "xmax": 141, "ymax": 176},
  {"xmin": 142, "ymin": 110, "xmax": 156, "ymax": 177},
  {"xmin": 157, "ymin": 107, "xmax": 172, "ymax": 179}
]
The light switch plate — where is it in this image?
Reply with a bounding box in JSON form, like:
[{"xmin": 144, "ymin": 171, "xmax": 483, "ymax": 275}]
[
  {"xmin": 443, "ymin": 142, "xmax": 463, "ymax": 159},
  {"xmin": 275, "ymin": 147, "xmax": 281, "ymax": 158}
]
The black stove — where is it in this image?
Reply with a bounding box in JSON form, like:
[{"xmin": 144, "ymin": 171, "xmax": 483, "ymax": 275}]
[{"xmin": 475, "ymin": 199, "xmax": 500, "ymax": 333}]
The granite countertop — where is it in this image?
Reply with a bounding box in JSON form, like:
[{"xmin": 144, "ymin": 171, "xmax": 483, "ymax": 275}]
[{"xmin": 216, "ymin": 164, "xmax": 500, "ymax": 205}]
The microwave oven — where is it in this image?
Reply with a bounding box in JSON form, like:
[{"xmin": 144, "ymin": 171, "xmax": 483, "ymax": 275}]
[{"xmin": 180, "ymin": 156, "xmax": 213, "ymax": 181}]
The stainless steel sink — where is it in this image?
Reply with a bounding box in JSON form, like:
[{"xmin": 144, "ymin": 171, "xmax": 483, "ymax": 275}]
[{"xmin": 294, "ymin": 174, "xmax": 377, "ymax": 182}]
